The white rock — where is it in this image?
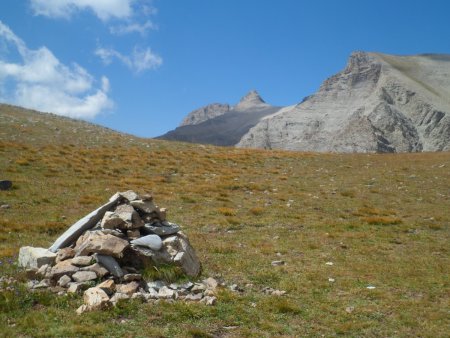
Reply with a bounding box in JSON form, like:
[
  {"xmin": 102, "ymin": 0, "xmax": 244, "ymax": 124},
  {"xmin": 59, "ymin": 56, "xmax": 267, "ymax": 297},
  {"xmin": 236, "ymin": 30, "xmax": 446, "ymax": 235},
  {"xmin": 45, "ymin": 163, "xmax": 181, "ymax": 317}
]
[
  {"xmin": 147, "ymin": 280, "xmax": 165, "ymax": 291},
  {"xmin": 18, "ymin": 246, "xmax": 56, "ymax": 270},
  {"xmin": 271, "ymin": 260, "xmax": 285, "ymax": 266},
  {"xmin": 83, "ymin": 287, "xmax": 110, "ymax": 310},
  {"xmin": 157, "ymin": 286, "xmax": 175, "ymax": 299},
  {"xmin": 131, "ymin": 234, "xmax": 162, "ymax": 251},
  {"xmin": 144, "ymin": 288, "xmax": 159, "ymax": 300}
]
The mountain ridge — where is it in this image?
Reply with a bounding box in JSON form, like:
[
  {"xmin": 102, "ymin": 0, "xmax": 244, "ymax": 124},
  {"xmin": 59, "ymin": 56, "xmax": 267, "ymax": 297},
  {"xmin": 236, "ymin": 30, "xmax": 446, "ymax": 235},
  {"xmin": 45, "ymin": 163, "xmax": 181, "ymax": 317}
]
[{"xmin": 162, "ymin": 51, "xmax": 450, "ymax": 153}]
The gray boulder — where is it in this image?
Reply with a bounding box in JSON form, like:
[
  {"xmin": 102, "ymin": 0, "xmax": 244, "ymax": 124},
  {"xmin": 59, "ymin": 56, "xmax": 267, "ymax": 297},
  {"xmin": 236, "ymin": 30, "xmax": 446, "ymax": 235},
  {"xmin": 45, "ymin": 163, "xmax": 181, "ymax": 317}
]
[
  {"xmin": 74, "ymin": 232, "xmax": 128, "ymax": 258},
  {"xmin": 93, "ymin": 254, "xmax": 124, "ymax": 278},
  {"xmin": 18, "ymin": 246, "xmax": 56, "ymax": 270}
]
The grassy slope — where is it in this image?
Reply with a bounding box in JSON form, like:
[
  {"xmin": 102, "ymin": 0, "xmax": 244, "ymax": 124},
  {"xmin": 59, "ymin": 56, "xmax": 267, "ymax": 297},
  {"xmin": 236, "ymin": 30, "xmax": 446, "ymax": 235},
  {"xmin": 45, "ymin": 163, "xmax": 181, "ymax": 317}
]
[{"xmin": 0, "ymin": 105, "xmax": 449, "ymax": 337}]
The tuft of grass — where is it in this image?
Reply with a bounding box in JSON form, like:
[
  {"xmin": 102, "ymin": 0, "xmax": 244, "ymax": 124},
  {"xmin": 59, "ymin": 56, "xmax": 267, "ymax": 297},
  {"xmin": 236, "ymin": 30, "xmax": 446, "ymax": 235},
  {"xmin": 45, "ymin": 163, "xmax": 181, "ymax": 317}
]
[
  {"xmin": 218, "ymin": 207, "xmax": 236, "ymax": 216},
  {"xmin": 142, "ymin": 264, "xmax": 186, "ymax": 284},
  {"xmin": 249, "ymin": 207, "xmax": 264, "ymax": 216}
]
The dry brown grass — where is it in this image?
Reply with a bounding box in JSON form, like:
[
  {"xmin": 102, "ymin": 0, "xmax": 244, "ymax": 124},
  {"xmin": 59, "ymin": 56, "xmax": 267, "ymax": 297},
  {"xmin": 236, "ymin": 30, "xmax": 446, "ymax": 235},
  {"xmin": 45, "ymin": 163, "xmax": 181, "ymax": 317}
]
[{"xmin": 0, "ymin": 105, "xmax": 449, "ymax": 337}]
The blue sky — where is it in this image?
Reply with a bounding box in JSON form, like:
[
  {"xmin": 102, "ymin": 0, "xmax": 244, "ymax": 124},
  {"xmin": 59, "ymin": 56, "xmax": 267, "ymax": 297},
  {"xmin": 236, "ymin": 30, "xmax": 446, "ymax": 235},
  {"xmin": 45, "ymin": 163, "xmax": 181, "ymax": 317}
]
[{"xmin": 0, "ymin": 0, "xmax": 449, "ymax": 137}]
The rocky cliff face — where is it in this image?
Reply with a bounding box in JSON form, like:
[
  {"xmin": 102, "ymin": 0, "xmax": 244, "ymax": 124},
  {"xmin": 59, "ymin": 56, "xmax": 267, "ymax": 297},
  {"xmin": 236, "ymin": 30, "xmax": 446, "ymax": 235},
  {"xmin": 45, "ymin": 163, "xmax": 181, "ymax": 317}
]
[
  {"xmin": 180, "ymin": 103, "xmax": 230, "ymax": 126},
  {"xmin": 237, "ymin": 52, "xmax": 450, "ymax": 152}
]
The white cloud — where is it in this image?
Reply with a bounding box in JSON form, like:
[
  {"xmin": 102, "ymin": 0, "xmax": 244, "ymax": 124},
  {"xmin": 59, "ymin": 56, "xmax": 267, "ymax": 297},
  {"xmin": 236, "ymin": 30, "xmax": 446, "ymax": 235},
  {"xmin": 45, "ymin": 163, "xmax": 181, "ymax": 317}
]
[
  {"xmin": 0, "ymin": 21, "xmax": 113, "ymax": 119},
  {"xmin": 109, "ymin": 20, "xmax": 157, "ymax": 36},
  {"xmin": 95, "ymin": 46, "xmax": 162, "ymax": 74},
  {"xmin": 29, "ymin": 0, "xmax": 134, "ymax": 21}
]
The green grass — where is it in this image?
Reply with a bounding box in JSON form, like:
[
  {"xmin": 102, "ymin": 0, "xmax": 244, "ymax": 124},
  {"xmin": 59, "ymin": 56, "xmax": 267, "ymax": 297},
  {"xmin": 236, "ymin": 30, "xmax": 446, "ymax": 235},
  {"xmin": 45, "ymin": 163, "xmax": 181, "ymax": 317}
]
[{"xmin": 0, "ymin": 105, "xmax": 449, "ymax": 337}]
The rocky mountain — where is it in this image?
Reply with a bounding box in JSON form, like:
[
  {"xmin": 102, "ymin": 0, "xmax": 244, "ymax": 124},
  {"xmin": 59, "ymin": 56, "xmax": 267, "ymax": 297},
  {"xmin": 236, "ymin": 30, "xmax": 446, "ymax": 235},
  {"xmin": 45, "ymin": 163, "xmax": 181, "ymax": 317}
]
[
  {"xmin": 180, "ymin": 103, "xmax": 231, "ymax": 126},
  {"xmin": 162, "ymin": 52, "xmax": 450, "ymax": 152},
  {"xmin": 157, "ymin": 90, "xmax": 283, "ymax": 146},
  {"xmin": 238, "ymin": 52, "xmax": 450, "ymax": 152}
]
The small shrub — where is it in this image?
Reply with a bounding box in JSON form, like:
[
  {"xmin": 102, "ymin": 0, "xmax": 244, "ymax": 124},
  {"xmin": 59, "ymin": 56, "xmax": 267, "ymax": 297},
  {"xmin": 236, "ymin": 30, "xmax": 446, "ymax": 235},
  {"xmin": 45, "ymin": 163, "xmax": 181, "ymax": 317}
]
[
  {"xmin": 218, "ymin": 207, "xmax": 236, "ymax": 216},
  {"xmin": 249, "ymin": 207, "xmax": 264, "ymax": 216}
]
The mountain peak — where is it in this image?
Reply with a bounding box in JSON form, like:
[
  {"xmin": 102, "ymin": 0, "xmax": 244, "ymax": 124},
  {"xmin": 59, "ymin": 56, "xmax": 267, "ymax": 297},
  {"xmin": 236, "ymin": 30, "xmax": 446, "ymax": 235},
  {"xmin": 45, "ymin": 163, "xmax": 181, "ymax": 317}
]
[{"xmin": 238, "ymin": 90, "xmax": 265, "ymax": 105}]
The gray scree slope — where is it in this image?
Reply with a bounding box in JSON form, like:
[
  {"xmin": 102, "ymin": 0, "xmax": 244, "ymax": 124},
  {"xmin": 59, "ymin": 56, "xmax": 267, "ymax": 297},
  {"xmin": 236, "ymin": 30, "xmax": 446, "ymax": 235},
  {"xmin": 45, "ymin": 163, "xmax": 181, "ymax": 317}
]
[{"xmin": 158, "ymin": 91, "xmax": 283, "ymax": 146}]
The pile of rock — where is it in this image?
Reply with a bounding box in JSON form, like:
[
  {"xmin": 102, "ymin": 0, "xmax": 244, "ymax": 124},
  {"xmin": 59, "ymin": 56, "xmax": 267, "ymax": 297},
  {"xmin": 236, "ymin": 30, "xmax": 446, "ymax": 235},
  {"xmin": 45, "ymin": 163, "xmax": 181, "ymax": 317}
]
[{"xmin": 18, "ymin": 191, "xmax": 213, "ymax": 313}]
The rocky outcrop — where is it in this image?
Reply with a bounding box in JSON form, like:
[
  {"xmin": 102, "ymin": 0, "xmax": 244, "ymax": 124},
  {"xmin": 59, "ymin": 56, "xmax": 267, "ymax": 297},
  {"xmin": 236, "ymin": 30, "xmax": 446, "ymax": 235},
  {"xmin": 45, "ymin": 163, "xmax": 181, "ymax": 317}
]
[
  {"xmin": 180, "ymin": 103, "xmax": 231, "ymax": 126},
  {"xmin": 237, "ymin": 52, "xmax": 450, "ymax": 152}
]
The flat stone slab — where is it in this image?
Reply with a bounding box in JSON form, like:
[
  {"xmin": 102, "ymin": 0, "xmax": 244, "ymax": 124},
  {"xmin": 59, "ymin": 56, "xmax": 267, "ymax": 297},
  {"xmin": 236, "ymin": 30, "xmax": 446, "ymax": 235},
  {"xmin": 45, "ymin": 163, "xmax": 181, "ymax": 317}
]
[
  {"xmin": 71, "ymin": 256, "xmax": 93, "ymax": 266},
  {"xmin": 74, "ymin": 232, "xmax": 129, "ymax": 257},
  {"xmin": 18, "ymin": 246, "xmax": 56, "ymax": 270},
  {"xmin": 49, "ymin": 194, "xmax": 121, "ymax": 252},
  {"xmin": 93, "ymin": 254, "xmax": 124, "ymax": 278},
  {"xmin": 143, "ymin": 223, "xmax": 180, "ymax": 236},
  {"xmin": 72, "ymin": 271, "xmax": 97, "ymax": 282},
  {"xmin": 50, "ymin": 260, "xmax": 80, "ymax": 279},
  {"xmin": 130, "ymin": 200, "xmax": 158, "ymax": 213}
]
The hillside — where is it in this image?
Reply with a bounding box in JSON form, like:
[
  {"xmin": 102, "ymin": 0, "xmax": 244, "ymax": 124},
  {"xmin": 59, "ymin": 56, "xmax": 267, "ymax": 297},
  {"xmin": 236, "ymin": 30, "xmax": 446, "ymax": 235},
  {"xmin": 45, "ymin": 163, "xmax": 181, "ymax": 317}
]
[{"xmin": 0, "ymin": 104, "xmax": 449, "ymax": 337}]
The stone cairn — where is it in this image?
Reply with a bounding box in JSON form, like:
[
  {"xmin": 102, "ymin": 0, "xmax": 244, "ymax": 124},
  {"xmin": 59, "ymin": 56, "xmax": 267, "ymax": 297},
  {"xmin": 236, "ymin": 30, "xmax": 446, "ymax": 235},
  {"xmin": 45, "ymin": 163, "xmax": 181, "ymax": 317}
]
[{"xmin": 18, "ymin": 191, "xmax": 219, "ymax": 314}]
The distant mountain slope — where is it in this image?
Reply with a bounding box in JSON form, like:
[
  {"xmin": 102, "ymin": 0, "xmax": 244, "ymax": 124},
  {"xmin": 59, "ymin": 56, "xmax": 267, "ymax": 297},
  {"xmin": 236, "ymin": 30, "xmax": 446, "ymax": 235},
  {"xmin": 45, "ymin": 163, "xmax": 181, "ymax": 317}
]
[
  {"xmin": 158, "ymin": 91, "xmax": 283, "ymax": 146},
  {"xmin": 238, "ymin": 52, "xmax": 450, "ymax": 152},
  {"xmin": 162, "ymin": 52, "xmax": 449, "ymax": 152}
]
